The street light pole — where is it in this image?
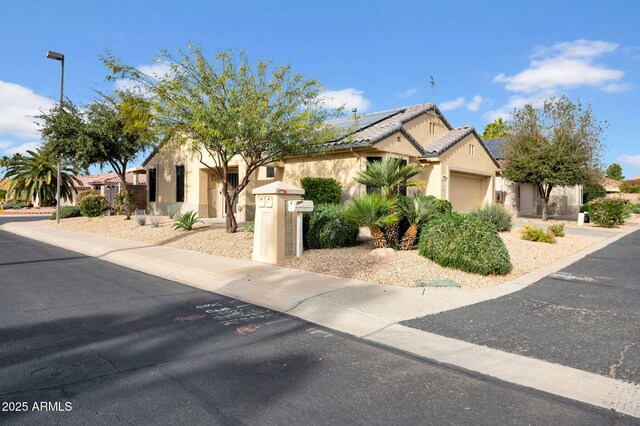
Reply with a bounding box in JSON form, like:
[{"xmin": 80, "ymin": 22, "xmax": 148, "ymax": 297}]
[{"xmin": 46, "ymin": 51, "xmax": 64, "ymax": 224}]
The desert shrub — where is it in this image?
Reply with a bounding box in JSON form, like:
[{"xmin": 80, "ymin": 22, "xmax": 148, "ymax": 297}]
[
  {"xmin": 425, "ymin": 195, "xmax": 452, "ymax": 215},
  {"xmin": 418, "ymin": 212, "xmax": 511, "ymax": 275},
  {"xmin": 547, "ymin": 223, "xmax": 565, "ymax": 237},
  {"xmin": 305, "ymin": 204, "xmax": 359, "ymax": 249},
  {"xmin": 114, "ymin": 190, "xmax": 137, "ymax": 216},
  {"xmin": 135, "ymin": 213, "xmax": 147, "ymax": 226},
  {"xmin": 620, "ymin": 179, "xmax": 640, "ymax": 194},
  {"xmin": 300, "ymin": 177, "xmax": 342, "ymax": 205},
  {"xmin": 167, "ymin": 203, "xmax": 179, "ymax": 219},
  {"xmin": 80, "ymin": 195, "xmax": 108, "ymax": 217},
  {"xmin": 244, "ymin": 223, "xmax": 255, "ymax": 234},
  {"xmin": 75, "ymin": 190, "xmax": 100, "ymax": 206},
  {"xmin": 588, "ymin": 197, "xmax": 629, "ymax": 228},
  {"xmin": 172, "ymin": 210, "xmax": 203, "ymax": 231},
  {"xmin": 11, "ymin": 201, "xmax": 25, "ymax": 210},
  {"xmin": 520, "ymin": 225, "xmax": 556, "ymax": 243},
  {"xmin": 582, "ymin": 182, "xmax": 607, "ymax": 203},
  {"xmin": 631, "ymin": 204, "xmax": 640, "ymax": 215},
  {"xmin": 50, "ymin": 206, "xmax": 82, "ymax": 220},
  {"xmin": 470, "ymin": 203, "xmax": 513, "ymax": 232}
]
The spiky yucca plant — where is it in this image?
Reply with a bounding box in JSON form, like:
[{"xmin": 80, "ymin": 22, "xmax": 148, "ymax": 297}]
[
  {"xmin": 172, "ymin": 210, "xmax": 203, "ymax": 231},
  {"xmin": 397, "ymin": 194, "xmax": 438, "ymax": 250},
  {"xmin": 343, "ymin": 193, "xmax": 400, "ymax": 248}
]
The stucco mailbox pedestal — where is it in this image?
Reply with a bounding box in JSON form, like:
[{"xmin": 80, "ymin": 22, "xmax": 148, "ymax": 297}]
[{"xmin": 252, "ymin": 181, "xmax": 306, "ymax": 264}]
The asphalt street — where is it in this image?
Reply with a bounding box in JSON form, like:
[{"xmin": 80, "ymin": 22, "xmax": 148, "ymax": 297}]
[
  {"xmin": 0, "ymin": 225, "xmax": 637, "ymax": 425},
  {"xmin": 404, "ymin": 229, "xmax": 640, "ymax": 384}
]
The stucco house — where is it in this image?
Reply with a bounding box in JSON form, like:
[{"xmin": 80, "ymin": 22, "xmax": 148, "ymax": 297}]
[
  {"xmin": 483, "ymin": 137, "xmax": 583, "ymax": 218},
  {"xmin": 64, "ymin": 171, "xmax": 147, "ymax": 210},
  {"xmin": 143, "ymin": 103, "xmax": 500, "ymax": 221}
]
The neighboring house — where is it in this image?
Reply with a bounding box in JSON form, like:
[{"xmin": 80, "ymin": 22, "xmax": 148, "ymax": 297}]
[
  {"xmin": 602, "ymin": 177, "xmax": 621, "ymax": 195},
  {"xmin": 483, "ymin": 137, "xmax": 583, "ymax": 219},
  {"xmin": 64, "ymin": 171, "xmax": 147, "ymax": 210},
  {"xmin": 143, "ymin": 102, "xmax": 500, "ymax": 221}
]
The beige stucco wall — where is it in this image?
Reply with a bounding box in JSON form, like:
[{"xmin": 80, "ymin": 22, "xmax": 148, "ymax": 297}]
[{"xmin": 403, "ymin": 112, "xmax": 449, "ymax": 146}]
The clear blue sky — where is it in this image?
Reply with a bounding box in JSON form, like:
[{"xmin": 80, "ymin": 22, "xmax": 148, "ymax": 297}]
[{"xmin": 1, "ymin": 0, "xmax": 639, "ymax": 178}]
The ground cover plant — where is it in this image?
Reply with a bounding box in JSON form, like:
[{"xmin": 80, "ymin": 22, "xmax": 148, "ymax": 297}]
[
  {"xmin": 547, "ymin": 223, "xmax": 565, "ymax": 237},
  {"xmin": 520, "ymin": 225, "xmax": 556, "ymax": 243},
  {"xmin": 418, "ymin": 212, "xmax": 511, "ymax": 275}
]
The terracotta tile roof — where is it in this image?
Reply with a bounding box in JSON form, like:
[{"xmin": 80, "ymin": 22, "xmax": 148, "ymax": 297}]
[{"xmin": 73, "ymin": 172, "xmax": 146, "ymax": 187}]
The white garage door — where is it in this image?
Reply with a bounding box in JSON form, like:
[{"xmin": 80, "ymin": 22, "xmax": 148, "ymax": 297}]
[{"xmin": 449, "ymin": 172, "xmax": 487, "ymax": 212}]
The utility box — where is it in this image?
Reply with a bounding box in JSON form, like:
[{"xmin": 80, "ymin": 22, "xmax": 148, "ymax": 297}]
[{"xmin": 252, "ymin": 181, "xmax": 306, "ymax": 264}]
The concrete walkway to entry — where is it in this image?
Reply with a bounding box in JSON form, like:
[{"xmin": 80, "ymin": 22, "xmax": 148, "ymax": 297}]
[{"xmin": 2, "ymin": 219, "xmax": 640, "ymax": 418}]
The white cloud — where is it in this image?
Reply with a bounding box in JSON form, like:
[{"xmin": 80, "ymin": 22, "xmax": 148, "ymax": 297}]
[
  {"xmin": 494, "ymin": 39, "xmax": 625, "ymax": 93},
  {"xmin": 483, "ymin": 92, "xmax": 550, "ymax": 122},
  {"xmin": 440, "ymin": 95, "xmax": 485, "ymax": 112},
  {"xmin": 6, "ymin": 141, "xmax": 42, "ymax": 155},
  {"xmin": 532, "ymin": 39, "xmax": 618, "ymax": 59},
  {"xmin": 319, "ymin": 88, "xmax": 370, "ymax": 112},
  {"xmin": 0, "ymin": 140, "xmax": 13, "ymax": 149},
  {"xmin": 618, "ymin": 154, "xmax": 640, "ymax": 168},
  {"xmin": 0, "ymin": 81, "xmax": 53, "ymax": 139},
  {"xmin": 467, "ymin": 95, "xmax": 484, "ymax": 111},
  {"xmin": 115, "ymin": 62, "xmax": 171, "ymax": 92},
  {"xmin": 601, "ymin": 83, "xmax": 632, "ymax": 93},
  {"xmin": 440, "ymin": 97, "xmax": 466, "ymax": 111},
  {"xmin": 397, "ymin": 87, "xmax": 419, "ymax": 98}
]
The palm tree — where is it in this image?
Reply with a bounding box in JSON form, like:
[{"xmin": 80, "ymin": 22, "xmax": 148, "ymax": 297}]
[
  {"xmin": 354, "ymin": 157, "xmax": 424, "ymax": 245},
  {"xmin": 343, "ymin": 193, "xmax": 400, "ymax": 248},
  {"xmin": 2, "ymin": 149, "xmax": 80, "ymax": 205},
  {"xmin": 397, "ymin": 194, "xmax": 438, "ymax": 250},
  {"xmin": 481, "ymin": 118, "xmax": 508, "ymax": 139}
]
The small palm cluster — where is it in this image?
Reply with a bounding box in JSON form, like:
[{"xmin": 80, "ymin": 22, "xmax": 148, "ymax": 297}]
[{"xmin": 344, "ymin": 157, "xmax": 438, "ymax": 249}]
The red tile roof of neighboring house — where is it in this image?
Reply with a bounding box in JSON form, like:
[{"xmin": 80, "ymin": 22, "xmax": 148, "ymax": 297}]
[
  {"xmin": 74, "ymin": 172, "xmax": 146, "ymax": 188},
  {"xmin": 602, "ymin": 177, "xmax": 621, "ymax": 192}
]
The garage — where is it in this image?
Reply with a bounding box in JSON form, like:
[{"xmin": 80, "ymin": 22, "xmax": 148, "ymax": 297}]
[{"xmin": 449, "ymin": 172, "xmax": 489, "ymax": 212}]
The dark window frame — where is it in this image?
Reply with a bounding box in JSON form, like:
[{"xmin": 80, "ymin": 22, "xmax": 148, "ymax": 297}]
[
  {"xmin": 266, "ymin": 166, "xmax": 275, "ymax": 178},
  {"xmin": 365, "ymin": 156, "xmax": 382, "ymax": 194},
  {"xmin": 148, "ymin": 168, "xmax": 157, "ymax": 202},
  {"xmin": 176, "ymin": 165, "xmax": 185, "ymax": 202}
]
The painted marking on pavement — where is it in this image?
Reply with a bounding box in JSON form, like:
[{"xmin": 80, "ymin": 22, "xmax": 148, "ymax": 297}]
[{"xmin": 549, "ymin": 272, "xmax": 597, "ymax": 283}]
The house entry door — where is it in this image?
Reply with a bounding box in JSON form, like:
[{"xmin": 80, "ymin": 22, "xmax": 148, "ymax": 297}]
[{"xmin": 224, "ymin": 172, "xmax": 239, "ymax": 215}]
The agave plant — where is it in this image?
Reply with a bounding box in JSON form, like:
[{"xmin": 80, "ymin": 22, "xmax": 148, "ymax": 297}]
[
  {"xmin": 397, "ymin": 194, "xmax": 438, "ymax": 250},
  {"xmin": 354, "ymin": 157, "xmax": 424, "ymax": 245},
  {"xmin": 172, "ymin": 210, "xmax": 203, "ymax": 231},
  {"xmin": 343, "ymin": 193, "xmax": 400, "ymax": 248}
]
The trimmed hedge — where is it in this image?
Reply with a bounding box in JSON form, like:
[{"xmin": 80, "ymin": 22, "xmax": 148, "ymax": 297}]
[
  {"xmin": 80, "ymin": 195, "xmax": 108, "ymax": 217},
  {"xmin": 305, "ymin": 204, "xmax": 359, "ymax": 249},
  {"xmin": 300, "ymin": 177, "xmax": 342, "ymax": 205},
  {"xmin": 470, "ymin": 203, "xmax": 513, "ymax": 232},
  {"xmin": 418, "ymin": 212, "xmax": 511, "ymax": 275},
  {"xmin": 588, "ymin": 197, "xmax": 629, "ymax": 228},
  {"xmin": 50, "ymin": 206, "xmax": 82, "ymax": 220}
]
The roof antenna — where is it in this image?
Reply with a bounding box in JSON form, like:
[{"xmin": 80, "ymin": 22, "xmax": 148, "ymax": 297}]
[
  {"xmin": 430, "ymin": 76, "xmax": 436, "ymax": 106},
  {"xmin": 352, "ymin": 107, "xmax": 357, "ymax": 119}
]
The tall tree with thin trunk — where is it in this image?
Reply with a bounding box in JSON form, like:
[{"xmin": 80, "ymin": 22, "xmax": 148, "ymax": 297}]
[
  {"xmin": 40, "ymin": 91, "xmax": 156, "ymax": 219},
  {"xmin": 502, "ymin": 96, "xmax": 604, "ymax": 221},
  {"xmin": 102, "ymin": 45, "xmax": 339, "ymax": 232}
]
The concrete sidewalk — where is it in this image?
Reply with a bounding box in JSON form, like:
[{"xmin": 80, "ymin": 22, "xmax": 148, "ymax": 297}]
[{"xmin": 2, "ymin": 220, "xmax": 640, "ymax": 418}]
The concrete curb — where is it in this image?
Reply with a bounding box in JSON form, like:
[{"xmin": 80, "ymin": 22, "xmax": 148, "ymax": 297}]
[{"xmin": 2, "ymin": 220, "xmax": 639, "ymax": 417}]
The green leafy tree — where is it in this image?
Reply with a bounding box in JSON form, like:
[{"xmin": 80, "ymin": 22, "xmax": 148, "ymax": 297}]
[
  {"xmin": 481, "ymin": 117, "xmax": 508, "ymax": 139},
  {"xmin": 103, "ymin": 45, "xmax": 339, "ymax": 232},
  {"xmin": 2, "ymin": 149, "xmax": 80, "ymax": 205},
  {"xmin": 40, "ymin": 91, "xmax": 156, "ymax": 219},
  {"xmin": 502, "ymin": 96, "xmax": 604, "ymax": 221},
  {"xmin": 605, "ymin": 163, "xmax": 624, "ymax": 181}
]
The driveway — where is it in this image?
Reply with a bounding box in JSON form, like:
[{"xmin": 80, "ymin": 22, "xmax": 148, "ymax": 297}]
[
  {"xmin": 0, "ymin": 229, "xmax": 632, "ymax": 425},
  {"xmin": 404, "ymin": 229, "xmax": 640, "ymax": 384}
]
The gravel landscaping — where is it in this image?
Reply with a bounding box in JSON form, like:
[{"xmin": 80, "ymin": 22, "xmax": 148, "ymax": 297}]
[{"xmin": 45, "ymin": 215, "xmax": 635, "ymax": 288}]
